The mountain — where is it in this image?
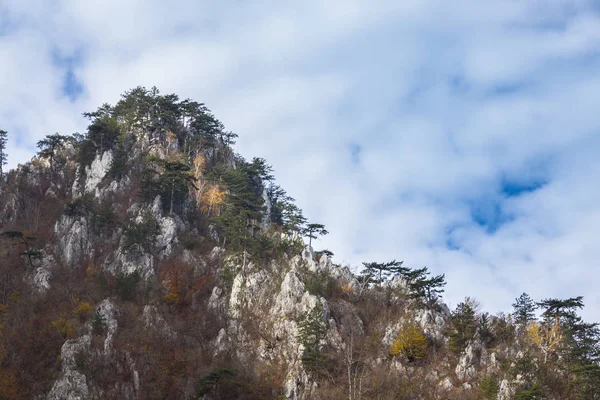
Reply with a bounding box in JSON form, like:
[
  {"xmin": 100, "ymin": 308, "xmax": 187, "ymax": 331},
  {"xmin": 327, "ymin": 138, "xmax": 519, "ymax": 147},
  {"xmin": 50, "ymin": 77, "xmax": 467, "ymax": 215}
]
[{"xmin": 0, "ymin": 87, "xmax": 598, "ymax": 400}]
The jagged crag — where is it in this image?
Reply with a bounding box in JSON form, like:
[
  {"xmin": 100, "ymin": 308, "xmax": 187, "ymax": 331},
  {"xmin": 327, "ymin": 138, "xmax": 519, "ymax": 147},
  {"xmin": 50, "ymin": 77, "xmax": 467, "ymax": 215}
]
[{"xmin": 0, "ymin": 87, "xmax": 598, "ymax": 400}]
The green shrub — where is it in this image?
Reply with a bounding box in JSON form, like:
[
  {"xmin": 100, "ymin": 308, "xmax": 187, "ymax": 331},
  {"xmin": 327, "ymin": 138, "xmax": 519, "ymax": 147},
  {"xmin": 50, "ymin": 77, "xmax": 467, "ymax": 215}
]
[
  {"xmin": 196, "ymin": 368, "xmax": 238, "ymax": 397},
  {"xmin": 92, "ymin": 310, "xmax": 105, "ymax": 335},
  {"xmin": 64, "ymin": 195, "xmax": 94, "ymax": 218},
  {"xmin": 301, "ymin": 268, "xmax": 337, "ymax": 299},
  {"xmin": 479, "ymin": 376, "xmax": 499, "ymax": 400},
  {"xmin": 92, "ymin": 204, "xmax": 118, "ymax": 233},
  {"xmin": 219, "ymin": 263, "xmax": 237, "ymax": 293},
  {"xmin": 510, "ymin": 352, "xmax": 537, "ymax": 380},
  {"xmin": 514, "ymin": 382, "xmax": 544, "ymax": 400},
  {"xmin": 74, "ymin": 351, "xmax": 88, "ymax": 374},
  {"xmin": 116, "ymin": 270, "xmax": 141, "ymax": 301},
  {"xmin": 122, "ymin": 211, "xmax": 158, "ymax": 252}
]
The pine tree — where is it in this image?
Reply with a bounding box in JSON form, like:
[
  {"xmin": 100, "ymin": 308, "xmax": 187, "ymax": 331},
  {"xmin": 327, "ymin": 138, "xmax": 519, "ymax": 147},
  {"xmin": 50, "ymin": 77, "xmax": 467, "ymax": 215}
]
[
  {"xmin": 266, "ymin": 183, "xmax": 306, "ymax": 233},
  {"xmin": 360, "ymin": 260, "xmax": 406, "ymax": 285},
  {"xmin": 512, "ymin": 293, "xmax": 538, "ymax": 325},
  {"xmin": 1, "ymin": 231, "xmax": 40, "ymax": 268},
  {"xmin": 403, "ymin": 266, "xmax": 446, "ymax": 308},
  {"xmin": 0, "ymin": 129, "xmax": 7, "ymax": 179},
  {"xmin": 297, "ymin": 304, "xmax": 327, "ymax": 373},
  {"xmin": 141, "ymin": 157, "xmax": 198, "ymax": 215},
  {"xmin": 537, "ymin": 297, "xmax": 583, "ymax": 325},
  {"xmin": 478, "ymin": 312, "xmax": 493, "ymax": 346},
  {"xmin": 163, "ymin": 161, "xmax": 198, "ymax": 215},
  {"xmin": 214, "ymin": 158, "xmax": 270, "ymax": 269},
  {"xmin": 302, "ymin": 223, "xmax": 328, "ymax": 247},
  {"xmin": 449, "ymin": 299, "xmax": 477, "ymax": 354},
  {"xmin": 37, "ymin": 133, "xmax": 70, "ymax": 170}
]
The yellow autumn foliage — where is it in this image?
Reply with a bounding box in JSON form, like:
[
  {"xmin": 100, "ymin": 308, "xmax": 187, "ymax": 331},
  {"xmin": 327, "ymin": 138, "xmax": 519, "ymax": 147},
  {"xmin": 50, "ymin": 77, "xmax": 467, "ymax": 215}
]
[
  {"xmin": 72, "ymin": 302, "xmax": 94, "ymax": 321},
  {"xmin": 51, "ymin": 317, "xmax": 75, "ymax": 338},
  {"xmin": 193, "ymin": 154, "xmax": 207, "ymax": 178},
  {"xmin": 166, "ymin": 130, "xmax": 177, "ymax": 144},
  {"xmin": 163, "ymin": 291, "xmax": 180, "ymax": 305},
  {"xmin": 192, "ymin": 154, "xmax": 208, "ymax": 205},
  {"xmin": 86, "ymin": 265, "xmax": 97, "ymax": 279},
  {"xmin": 390, "ymin": 321, "xmax": 428, "ymax": 361},
  {"xmin": 526, "ymin": 320, "xmax": 562, "ymax": 363},
  {"xmin": 340, "ymin": 282, "xmax": 355, "ymax": 294},
  {"xmin": 527, "ymin": 321, "xmax": 561, "ymax": 346},
  {"xmin": 201, "ymin": 184, "xmax": 225, "ymax": 216}
]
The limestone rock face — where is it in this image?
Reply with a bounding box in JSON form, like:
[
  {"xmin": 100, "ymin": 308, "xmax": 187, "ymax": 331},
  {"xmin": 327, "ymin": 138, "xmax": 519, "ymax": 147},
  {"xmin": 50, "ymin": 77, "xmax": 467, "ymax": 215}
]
[
  {"xmin": 142, "ymin": 305, "xmax": 175, "ymax": 338},
  {"xmin": 273, "ymin": 271, "xmax": 307, "ymax": 318},
  {"xmin": 54, "ymin": 215, "xmax": 93, "ymax": 266},
  {"xmin": 33, "ymin": 255, "xmax": 53, "ymax": 292},
  {"xmin": 498, "ymin": 379, "xmax": 515, "ymax": 400},
  {"xmin": 47, "ymin": 335, "xmax": 91, "ymax": 400},
  {"xmin": 72, "ymin": 150, "xmax": 113, "ymax": 198},
  {"xmin": 439, "ymin": 377, "xmax": 454, "ymax": 391},
  {"xmin": 455, "ymin": 342, "xmax": 487, "ymax": 381},
  {"xmin": 208, "ymin": 286, "xmax": 226, "ymax": 313},
  {"xmin": 155, "ymin": 216, "xmax": 179, "ymax": 257},
  {"xmin": 150, "ymin": 196, "xmax": 182, "ymax": 259},
  {"xmin": 414, "ymin": 306, "xmax": 450, "ymax": 343},
  {"xmin": 46, "ymin": 370, "xmax": 90, "ymax": 400},
  {"xmin": 211, "ymin": 245, "xmax": 337, "ymax": 399},
  {"xmin": 98, "ymin": 299, "xmax": 118, "ymax": 354},
  {"xmin": 102, "ymin": 246, "xmax": 154, "ymax": 279}
]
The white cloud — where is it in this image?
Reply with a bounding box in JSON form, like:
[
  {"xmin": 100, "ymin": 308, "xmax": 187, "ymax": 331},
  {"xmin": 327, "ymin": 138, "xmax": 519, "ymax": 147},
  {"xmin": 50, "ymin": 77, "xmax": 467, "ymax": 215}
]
[{"xmin": 1, "ymin": 0, "xmax": 600, "ymax": 320}]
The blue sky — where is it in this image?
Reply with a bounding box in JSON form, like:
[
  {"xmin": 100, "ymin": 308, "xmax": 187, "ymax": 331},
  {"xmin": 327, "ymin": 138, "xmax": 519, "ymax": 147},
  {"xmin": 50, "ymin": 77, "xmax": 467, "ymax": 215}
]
[{"xmin": 1, "ymin": 0, "xmax": 600, "ymax": 319}]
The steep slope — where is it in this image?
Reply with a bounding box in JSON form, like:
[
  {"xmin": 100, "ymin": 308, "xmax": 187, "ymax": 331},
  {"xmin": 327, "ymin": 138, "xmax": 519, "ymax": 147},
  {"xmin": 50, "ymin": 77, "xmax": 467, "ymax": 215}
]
[{"xmin": 0, "ymin": 87, "xmax": 598, "ymax": 400}]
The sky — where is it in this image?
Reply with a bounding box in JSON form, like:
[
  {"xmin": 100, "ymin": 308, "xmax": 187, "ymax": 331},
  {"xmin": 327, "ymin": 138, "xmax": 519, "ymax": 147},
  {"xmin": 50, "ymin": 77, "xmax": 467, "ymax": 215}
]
[{"xmin": 1, "ymin": 0, "xmax": 600, "ymax": 320}]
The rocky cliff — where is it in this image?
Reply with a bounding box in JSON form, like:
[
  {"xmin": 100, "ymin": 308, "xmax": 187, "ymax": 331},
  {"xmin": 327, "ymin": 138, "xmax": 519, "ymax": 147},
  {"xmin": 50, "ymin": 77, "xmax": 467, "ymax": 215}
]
[{"xmin": 0, "ymin": 87, "xmax": 597, "ymax": 400}]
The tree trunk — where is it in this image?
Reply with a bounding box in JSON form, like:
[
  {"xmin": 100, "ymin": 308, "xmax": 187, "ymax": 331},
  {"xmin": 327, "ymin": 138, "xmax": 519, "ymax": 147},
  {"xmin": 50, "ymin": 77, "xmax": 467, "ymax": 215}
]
[
  {"xmin": 347, "ymin": 334, "xmax": 353, "ymax": 400},
  {"xmin": 170, "ymin": 179, "xmax": 175, "ymax": 215}
]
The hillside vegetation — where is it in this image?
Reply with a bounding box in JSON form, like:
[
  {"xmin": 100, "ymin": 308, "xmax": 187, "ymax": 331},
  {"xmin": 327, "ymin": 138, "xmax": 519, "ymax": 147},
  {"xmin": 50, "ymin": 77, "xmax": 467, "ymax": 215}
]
[{"xmin": 0, "ymin": 87, "xmax": 598, "ymax": 399}]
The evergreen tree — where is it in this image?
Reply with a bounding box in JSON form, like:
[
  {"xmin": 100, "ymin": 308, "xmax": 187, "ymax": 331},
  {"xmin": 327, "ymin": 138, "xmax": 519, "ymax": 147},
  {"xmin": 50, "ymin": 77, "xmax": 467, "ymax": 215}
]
[
  {"xmin": 302, "ymin": 223, "xmax": 328, "ymax": 247},
  {"xmin": 403, "ymin": 266, "xmax": 446, "ymax": 307},
  {"xmin": 360, "ymin": 260, "xmax": 406, "ymax": 285},
  {"xmin": 163, "ymin": 160, "xmax": 198, "ymax": 215},
  {"xmin": 1, "ymin": 230, "xmax": 40, "ymax": 268},
  {"xmin": 267, "ymin": 183, "xmax": 306, "ymax": 232},
  {"xmin": 512, "ymin": 293, "xmax": 538, "ymax": 325},
  {"xmin": 37, "ymin": 133, "xmax": 70, "ymax": 170},
  {"xmin": 478, "ymin": 312, "xmax": 494, "ymax": 346},
  {"xmin": 281, "ymin": 202, "xmax": 307, "ymax": 233},
  {"xmin": 297, "ymin": 304, "xmax": 327, "ymax": 373},
  {"xmin": 571, "ymin": 363, "xmax": 600, "ymax": 399},
  {"xmin": 514, "ymin": 382, "xmax": 545, "ymax": 400},
  {"xmin": 0, "ymin": 129, "xmax": 7, "ymax": 179},
  {"xmin": 449, "ymin": 299, "xmax": 477, "ymax": 354},
  {"xmin": 141, "ymin": 157, "xmax": 198, "ymax": 215},
  {"xmin": 107, "ymin": 131, "xmax": 131, "ymax": 180},
  {"xmin": 81, "ymin": 106, "xmax": 121, "ymax": 159},
  {"xmin": 537, "ymin": 297, "xmax": 584, "ymax": 325},
  {"xmin": 214, "ymin": 158, "xmax": 270, "ymax": 267}
]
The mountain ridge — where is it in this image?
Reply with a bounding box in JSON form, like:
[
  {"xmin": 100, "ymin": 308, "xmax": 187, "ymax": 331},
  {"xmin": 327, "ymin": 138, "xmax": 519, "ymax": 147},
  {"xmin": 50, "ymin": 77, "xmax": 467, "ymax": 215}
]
[{"xmin": 0, "ymin": 87, "xmax": 598, "ymax": 399}]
